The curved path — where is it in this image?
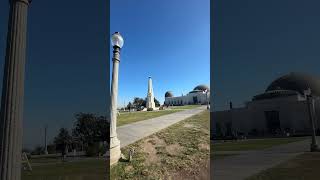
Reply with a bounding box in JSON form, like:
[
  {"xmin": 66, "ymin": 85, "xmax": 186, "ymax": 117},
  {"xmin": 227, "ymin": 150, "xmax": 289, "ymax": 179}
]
[{"xmin": 117, "ymin": 106, "xmax": 207, "ymax": 148}]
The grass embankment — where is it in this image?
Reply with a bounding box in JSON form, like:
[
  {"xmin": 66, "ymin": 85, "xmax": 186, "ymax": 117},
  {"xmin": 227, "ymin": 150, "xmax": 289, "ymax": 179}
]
[
  {"xmin": 117, "ymin": 105, "xmax": 201, "ymax": 126},
  {"xmin": 169, "ymin": 105, "xmax": 202, "ymax": 110},
  {"xmin": 22, "ymin": 158, "xmax": 107, "ymax": 180},
  {"xmin": 211, "ymin": 137, "xmax": 307, "ymax": 160},
  {"xmin": 211, "ymin": 137, "xmax": 307, "ymax": 152},
  {"xmin": 111, "ymin": 110, "xmax": 210, "ymax": 180},
  {"xmin": 246, "ymin": 152, "xmax": 320, "ymax": 180}
]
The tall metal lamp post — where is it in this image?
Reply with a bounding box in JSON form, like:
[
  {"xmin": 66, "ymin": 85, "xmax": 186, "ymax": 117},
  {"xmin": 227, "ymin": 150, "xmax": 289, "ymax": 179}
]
[
  {"xmin": 304, "ymin": 88, "xmax": 320, "ymax": 152},
  {"xmin": 110, "ymin": 32, "xmax": 124, "ymax": 165}
]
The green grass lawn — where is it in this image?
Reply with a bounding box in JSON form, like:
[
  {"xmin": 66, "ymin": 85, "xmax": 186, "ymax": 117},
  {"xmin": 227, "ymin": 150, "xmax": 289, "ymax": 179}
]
[
  {"xmin": 28, "ymin": 157, "xmax": 63, "ymax": 164},
  {"xmin": 212, "ymin": 153, "xmax": 238, "ymax": 159},
  {"xmin": 246, "ymin": 152, "xmax": 320, "ymax": 180},
  {"xmin": 169, "ymin": 105, "xmax": 202, "ymax": 110},
  {"xmin": 22, "ymin": 159, "xmax": 107, "ymax": 180},
  {"xmin": 111, "ymin": 110, "xmax": 210, "ymax": 180},
  {"xmin": 117, "ymin": 105, "xmax": 201, "ymax": 127},
  {"xmin": 211, "ymin": 137, "xmax": 307, "ymax": 152}
]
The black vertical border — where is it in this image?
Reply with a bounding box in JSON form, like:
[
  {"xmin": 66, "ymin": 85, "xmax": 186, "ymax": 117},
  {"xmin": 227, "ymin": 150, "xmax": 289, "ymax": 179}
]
[{"xmin": 210, "ymin": 0, "xmax": 214, "ymax": 179}]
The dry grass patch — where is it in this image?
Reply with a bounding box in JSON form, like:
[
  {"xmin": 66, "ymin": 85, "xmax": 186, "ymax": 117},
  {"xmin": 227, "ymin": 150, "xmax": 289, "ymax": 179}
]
[
  {"xmin": 246, "ymin": 152, "xmax": 320, "ymax": 180},
  {"xmin": 142, "ymin": 138, "xmax": 160, "ymax": 165},
  {"xmin": 117, "ymin": 110, "xmax": 183, "ymax": 127},
  {"xmin": 166, "ymin": 143, "xmax": 184, "ymax": 156},
  {"xmin": 111, "ymin": 110, "xmax": 210, "ymax": 180},
  {"xmin": 199, "ymin": 143, "xmax": 210, "ymax": 151}
]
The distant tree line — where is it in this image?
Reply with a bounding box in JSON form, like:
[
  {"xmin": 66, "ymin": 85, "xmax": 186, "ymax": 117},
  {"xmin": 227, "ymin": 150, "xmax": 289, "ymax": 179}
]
[
  {"xmin": 26, "ymin": 113, "xmax": 109, "ymax": 157},
  {"xmin": 126, "ymin": 97, "xmax": 160, "ymax": 110}
]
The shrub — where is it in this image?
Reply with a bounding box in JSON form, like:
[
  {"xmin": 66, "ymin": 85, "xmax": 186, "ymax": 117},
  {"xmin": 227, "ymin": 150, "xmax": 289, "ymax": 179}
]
[{"xmin": 86, "ymin": 143, "xmax": 100, "ymax": 157}]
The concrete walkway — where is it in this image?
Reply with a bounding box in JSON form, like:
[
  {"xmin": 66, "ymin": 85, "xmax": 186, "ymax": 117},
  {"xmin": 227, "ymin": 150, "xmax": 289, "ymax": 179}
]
[
  {"xmin": 117, "ymin": 106, "xmax": 207, "ymax": 148},
  {"xmin": 212, "ymin": 137, "xmax": 319, "ymax": 180}
]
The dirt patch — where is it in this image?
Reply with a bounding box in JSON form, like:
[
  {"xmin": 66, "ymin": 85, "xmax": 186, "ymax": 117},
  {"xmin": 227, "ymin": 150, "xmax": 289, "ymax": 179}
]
[
  {"xmin": 147, "ymin": 135, "xmax": 166, "ymax": 146},
  {"xmin": 142, "ymin": 136, "xmax": 167, "ymax": 165},
  {"xmin": 198, "ymin": 143, "xmax": 210, "ymax": 151},
  {"xmin": 183, "ymin": 123, "xmax": 201, "ymax": 131},
  {"xmin": 166, "ymin": 143, "xmax": 184, "ymax": 156},
  {"xmin": 169, "ymin": 159, "xmax": 210, "ymax": 180},
  {"xmin": 142, "ymin": 140, "xmax": 159, "ymax": 165},
  {"xmin": 124, "ymin": 165, "xmax": 134, "ymax": 173},
  {"xmin": 183, "ymin": 123, "xmax": 195, "ymax": 128}
]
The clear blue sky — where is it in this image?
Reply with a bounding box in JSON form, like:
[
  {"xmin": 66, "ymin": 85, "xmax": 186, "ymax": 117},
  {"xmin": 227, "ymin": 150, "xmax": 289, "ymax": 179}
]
[
  {"xmin": 110, "ymin": 0, "xmax": 210, "ymax": 107},
  {"xmin": 0, "ymin": 1, "xmax": 108, "ymax": 148},
  {"xmin": 213, "ymin": 0, "xmax": 320, "ymax": 111},
  {"xmin": 0, "ymin": 0, "xmax": 209, "ymax": 149}
]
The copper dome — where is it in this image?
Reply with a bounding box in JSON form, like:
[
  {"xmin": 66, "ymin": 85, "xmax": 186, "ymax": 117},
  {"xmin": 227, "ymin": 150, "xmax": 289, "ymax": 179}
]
[
  {"xmin": 193, "ymin": 84, "xmax": 210, "ymax": 91},
  {"xmin": 165, "ymin": 91, "xmax": 174, "ymax": 97},
  {"xmin": 266, "ymin": 72, "xmax": 320, "ymax": 96}
]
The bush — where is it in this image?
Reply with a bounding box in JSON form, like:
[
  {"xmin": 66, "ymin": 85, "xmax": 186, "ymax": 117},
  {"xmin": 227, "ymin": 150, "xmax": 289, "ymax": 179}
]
[
  {"xmin": 249, "ymin": 129, "xmax": 258, "ymax": 136},
  {"xmin": 99, "ymin": 144, "xmax": 107, "ymax": 155},
  {"xmin": 85, "ymin": 143, "xmax": 101, "ymax": 157},
  {"xmin": 147, "ymin": 108, "xmax": 153, "ymax": 111},
  {"xmin": 31, "ymin": 146, "xmax": 44, "ymax": 155}
]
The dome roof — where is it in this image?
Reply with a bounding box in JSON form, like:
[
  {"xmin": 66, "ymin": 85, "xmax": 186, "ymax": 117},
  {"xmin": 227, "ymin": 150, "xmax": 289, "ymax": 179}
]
[
  {"xmin": 165, "ymin": 91, "xmax": 174, "ymax": 97},
  {"xmin": 266, "ymin": 72, "xmax": 320, "ymax": 96},
  {"xmin": 189, "ymin": 90, "xmax": 203, "ymax": 94},
  {"xmin": 193, "ymin": 84, "xmax": 210, "ymax": 91},
  {"xmin": 253, "ymin": 90, "xmax": 299, "ymax": 101}
]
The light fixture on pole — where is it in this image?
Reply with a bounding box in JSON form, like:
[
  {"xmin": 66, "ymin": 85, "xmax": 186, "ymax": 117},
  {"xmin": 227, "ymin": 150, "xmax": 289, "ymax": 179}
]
[{"xmin": 110, "ymin": 32, "xmax": 124, "ymax": 165}]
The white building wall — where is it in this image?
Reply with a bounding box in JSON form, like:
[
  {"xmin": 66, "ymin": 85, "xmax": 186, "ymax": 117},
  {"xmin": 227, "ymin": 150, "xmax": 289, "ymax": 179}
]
[
  {"xmin": 165, "ymin": 91, "xmax": 210, "ymax": 105},
  {"xmin": 212, "ymin": 94, "xmax": 320, "ymax": 137},
  {"xmin": 246, "ymin": 95, "xmax": 311, "ymax": 133}
]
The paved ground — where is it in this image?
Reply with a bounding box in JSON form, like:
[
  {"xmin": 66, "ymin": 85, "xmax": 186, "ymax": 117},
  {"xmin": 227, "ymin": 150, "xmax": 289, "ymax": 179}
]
[
  {"xmin": 212, "ymin": 137, "xmax": 319, "ymax": 180},
  {"xmin": 117, "ymin": 106, "xmax": 206, "ymax": 148}
]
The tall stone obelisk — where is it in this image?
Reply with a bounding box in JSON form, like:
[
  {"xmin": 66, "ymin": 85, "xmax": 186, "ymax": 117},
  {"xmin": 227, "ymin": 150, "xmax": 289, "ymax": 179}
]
[
  {"xmin": 146, "ymin": 77, "xmax": 155, "ymax": 110},
  {"xmin": 0, "ymin": 0, "xmax": 30, "ymax": 179}
]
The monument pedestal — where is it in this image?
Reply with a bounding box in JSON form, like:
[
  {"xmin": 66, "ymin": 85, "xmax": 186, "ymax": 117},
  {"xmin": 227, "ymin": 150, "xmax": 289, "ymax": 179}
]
[
  {"xmin": 146, "ymin": 93, "xmax": 156, "ymax": 110},
  {"xmin": 146, "ymin": 77, "xmax": 156, "ymax": 110},
  {"xmin": 110, "ymin": 136, "xmax": 121, "ymax": 165}
]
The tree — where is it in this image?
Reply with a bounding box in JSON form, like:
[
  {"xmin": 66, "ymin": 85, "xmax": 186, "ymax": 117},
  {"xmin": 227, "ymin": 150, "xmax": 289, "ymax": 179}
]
[
  {"xmin": 47, "ymin": 144, "xmax": 57, "ymax": 154},
  {"xmin": 72, "ymin": 113, "xmax": 96, "ymax": 146},
  {"xmin": 95, "ymin": 115, "xmax": 109, "ymax": 143},
  {"xmin": 54, "ymin": 128, "xmax": 72, "ymax": 156},
  {"xmin": 132, "ymin": 97, "xmax": 161, "ymax": 108},
  {"xmin": 31, "ymin": 145, "xmax": 44, "ymax": 155},
  {"xmin": 72, "ymin": 113, "xmax": 109, "ymax": 156},
  {"xmin": 133, "ymin": 97, "xmax": 145, "ymax": 109},
  {"xmin": 126, "ymin": 102, "xmax": 133, "ymax": 111},
  {"xmin": 154, "ymin": 98, "xmax": 160, "ymax": 107}
]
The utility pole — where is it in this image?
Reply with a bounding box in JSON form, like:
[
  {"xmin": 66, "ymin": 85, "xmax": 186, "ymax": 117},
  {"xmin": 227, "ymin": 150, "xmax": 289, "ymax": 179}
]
[{"xmin": 44, "ymin": 125, "xmax": 48, "ymax": 154}]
